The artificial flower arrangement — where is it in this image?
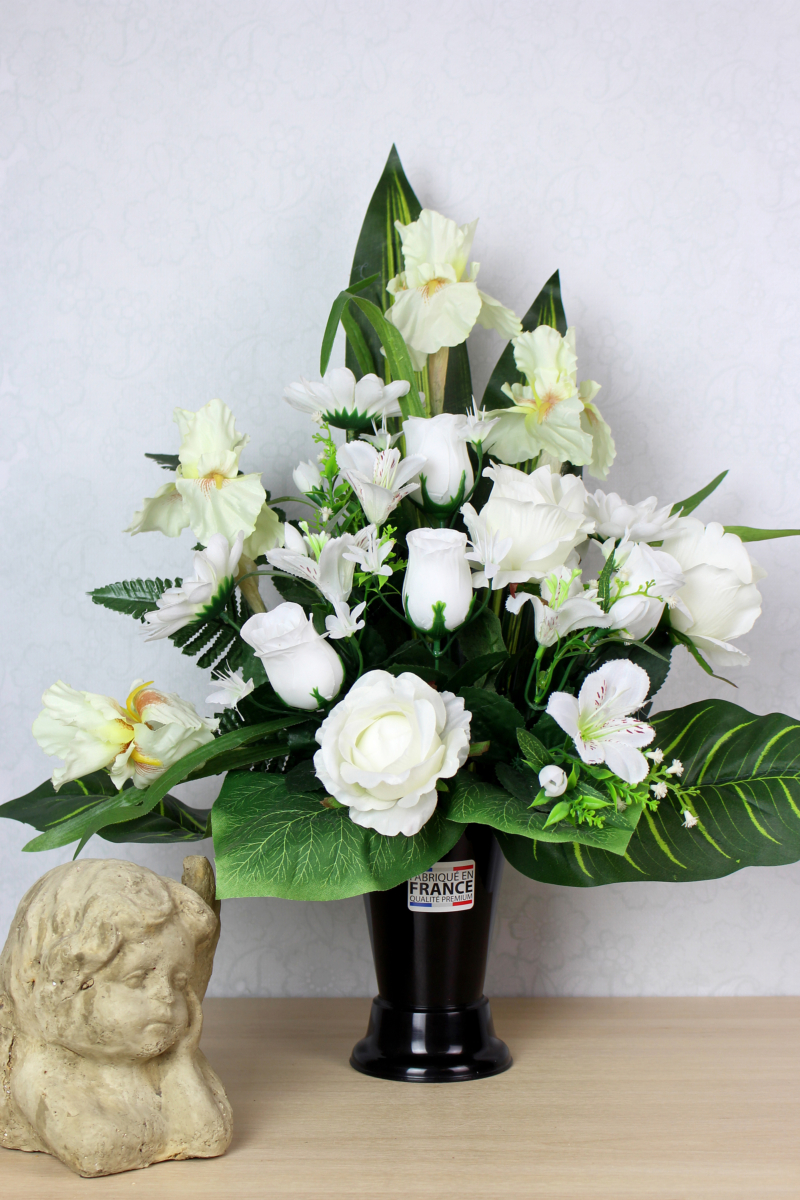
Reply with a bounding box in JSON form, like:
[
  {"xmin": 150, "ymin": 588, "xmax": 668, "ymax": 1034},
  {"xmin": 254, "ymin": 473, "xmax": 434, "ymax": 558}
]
[{"xmin": 5, "ymin": 146, "xmax": 800, "ymax": 908}]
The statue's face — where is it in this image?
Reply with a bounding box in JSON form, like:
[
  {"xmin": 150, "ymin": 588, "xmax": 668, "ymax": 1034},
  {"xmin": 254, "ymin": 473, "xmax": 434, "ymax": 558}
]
[{"xmin": 53, "ymin": 921, "xmax": 194, "ymax": 1062}]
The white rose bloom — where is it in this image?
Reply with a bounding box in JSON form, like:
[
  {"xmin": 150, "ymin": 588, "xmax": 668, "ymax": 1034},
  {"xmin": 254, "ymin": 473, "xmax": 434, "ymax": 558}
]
[
  {"xmin": 283, "ymin": 366, "xmax": 409, "ymax": 425},
  {"xmin": 403, "ymin": 528, "xmax": 473, "ymax": 632},
  {"xmin": 403, "ymin": 413, "xmax": 474, "ymax": 507},
  {"xmin": 660, "ymin": 518, "xmax": 764, "ymax": 668},
  {"xmin": 32, "ymin": 680, "xmax": 218, "ymax": 792},
  {"xmin": 507, "ymin": 566, "xmax": 608, "ymax": 646},
  {"xmin": 313, "ymin": 670, "xmax": 472, "ymax": 836},
  {"xmin": 546, "ymin": 660, "xmax": 655, "ymax": 784},
  {"xmin": 462, "ymin": 464, "xmax": 594, "ymax": 590},
  {"xmin": 482, "ymin": 326, "xmax": 600, "ymax": 471},
  {"xmin": 539, "ymin": 765, "xmax": 568, "ymax": 797},
  {"xmin": 384, "ymin": 209, "xmax": 520, "ymax": 369},
  {"xmin": 336, "ymin": 441, "xmax": 425, "ymax": 526},
  {"xmin": 292, "ymin": 459, "xmax": 323, "ymax": 494},
  {"xmin": 206, "ymin": 668, "xmax": 254, "ymax": 712},
  {"xmin": 585, "ymin": 489, "xmax": 679, "ymax": 542},
  {"xmin": 143, "ymin": 532, "xmax": 244, "ymax": 640},
  {"xmin": 240, "ymin": 603, "xmax": 344, "ymax": 710},
  {"xmin": 605, "ymin": 540, "xmax": 686, "ymax": 641}
]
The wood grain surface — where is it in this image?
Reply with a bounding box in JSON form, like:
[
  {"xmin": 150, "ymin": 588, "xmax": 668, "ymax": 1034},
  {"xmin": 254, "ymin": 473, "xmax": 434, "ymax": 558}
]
[{"xmin": 2, "ymin": 996, "xmax": 799, "ymax": 1198}]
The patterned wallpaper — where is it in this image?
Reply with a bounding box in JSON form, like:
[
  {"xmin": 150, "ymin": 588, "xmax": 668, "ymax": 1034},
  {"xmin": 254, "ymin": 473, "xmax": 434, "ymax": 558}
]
[{"xmin": 2, "ymin": 0, "xmax": 800, "ymax": 997}]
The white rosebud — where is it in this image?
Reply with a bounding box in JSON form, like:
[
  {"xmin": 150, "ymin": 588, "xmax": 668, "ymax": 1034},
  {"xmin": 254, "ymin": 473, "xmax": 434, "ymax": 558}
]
[
  {"xmin": 292, "ymin": 459, "xmax": 323, "ymax": 494},
  {"xmin": 538, "ymin": 765, "xmax": 568, "ymax": 797},
  {"xmin": 402, "ymin": 528, "xmax": 473, "ymax": 633},
  {"xmin": 313, "ymin": 670, "xmax": 472, "ymax": 836},
  {"xmin": 240, "ymin": 603, "xmax": 344, "ymax": 711},
  {"xmin": 403, "ymin": 414, "xmax": 474, "ymax": 507},
  {"xmin": 32, "ymin": 680, "xmax": 218, "ymax": 792}
]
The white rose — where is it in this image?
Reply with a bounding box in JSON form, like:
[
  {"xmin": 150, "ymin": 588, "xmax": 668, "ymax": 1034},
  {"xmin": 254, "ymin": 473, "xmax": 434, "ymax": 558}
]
[
  {"xmin": 403, "ymin": 414, "xmax": 474, "ymax": 507},
  {"xmin": 402, "ymin": 528, "xmax": 473, "ymax": 633},
  {"xmin": 462, "ymin": 463, "xmax": 594, "ymax": 590},
  {"xmin": 660, "ymin": 519, "xmax": 763, "ymax": 668},
  {"xmin": 32, "ymin": 680, "xmax": 218, "ymax": 791},
  {"xmin": 313, "ymin": 670, "xmax": 471, "ymax": 836},
  {"xmin": 584, "ymin": 489, "xmax": 678, "ymax": 542},
  {"xmin": 539, "ymin": 765, "xmax": 568, "ymax": 797},
  {"xmin": 240, "ymin": 603, "xmax": 344, "ymax": 710}
]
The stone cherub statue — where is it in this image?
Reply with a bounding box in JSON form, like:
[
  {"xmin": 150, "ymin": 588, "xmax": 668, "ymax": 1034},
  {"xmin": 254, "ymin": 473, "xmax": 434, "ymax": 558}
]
[{"xmin": 0, "ymin": 856, "xmax": 233, "ymax": 1177}]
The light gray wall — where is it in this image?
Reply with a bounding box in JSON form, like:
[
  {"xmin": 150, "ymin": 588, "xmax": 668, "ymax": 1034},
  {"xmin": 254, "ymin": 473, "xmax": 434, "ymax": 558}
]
[{"xmin": 2, "ymin": 0, "xmax": 800, "ymax": 997}]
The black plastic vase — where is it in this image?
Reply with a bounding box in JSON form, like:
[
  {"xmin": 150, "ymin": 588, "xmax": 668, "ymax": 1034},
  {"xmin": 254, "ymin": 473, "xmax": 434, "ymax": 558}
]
[{"xmin": 351, "ymin": 824, "xmax": 511, "ymax": 1083}]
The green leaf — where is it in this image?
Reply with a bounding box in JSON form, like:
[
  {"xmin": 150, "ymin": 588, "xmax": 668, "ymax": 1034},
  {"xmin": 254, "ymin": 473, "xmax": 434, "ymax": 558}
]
[
  {"xmin": 723, "ymin": 526, "xmax": 800, "ymax": 542},
  {"xmin": 89, "ymin": 578, "xmax": 177, "ymax": 620},
  {"xmin": 482, "ymin": 270, "xmax": 567, "ymax": 411},
  {"xmin": 456, "ymin": 608, "xmax": 505, "ymax": 659},
  {"xmin": 348, "ymin": 295, "xmax": 425, "ymax": 418},
  {"xmin": 441, "ymin": 773, "xmax": 644, "ymax": 856},
  {"xmin": 212, "ymin": 772, "xmax": 466, "ymax": 900},
  {"xmin": 144, "ymin": 453, "xmax": 180, "ymax": 471},
  {"xmin": 18, "ymin": 717, "xmax": 312, "ymax": 853},
  {"xmin": 498, "ymin": 699, "xmax": 800, "ymax": 886},
  {"xmin": 99, "ymin": 795, "xmax": 211, "ymax": 843},
  {"xmin": 319, "ymin": 273, "xmax": 379, "ymax": 377},
  {"xmin": 516, "ymin": 729, "xmax": 551, "ymax": 772},
  {"xmin": 458, "ymin": 687, "xmax": 525, "ymax": 758},
  {"xmin": 670, "ymin": 470, "xmax": 728, "ymax": 517},
  {"xmin": 447, "ymin": 651, "xmax": 509, "ymax": 692}
]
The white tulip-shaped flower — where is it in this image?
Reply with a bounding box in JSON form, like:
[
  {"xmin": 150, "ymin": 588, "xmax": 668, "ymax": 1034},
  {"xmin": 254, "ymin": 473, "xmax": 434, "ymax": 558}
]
[
  {"xmin": 268, "ymin": 524, "xmax": 380, "ymax": 605},
  {"xmin": 240, "ymin": 603, "xmax": 344, "ymax": 710},
  {"xmin": 605, "ymin": 540, "xmax": 686, "ymax": 642},
  {"xmin": 283, "ymin": 366, "xmax": 410, "ymax": 428},
  {"xmin": 546, "ymin": 660, "xmax": 655, "ymax": 784},
  {"xmin": 462, "ymin": 464, "xmax": 594, "ymax": 590},
  {"xmin": 483, "ymin": 327, "xmax": 607, "ymax": 473},
  {"xmin": 292, "ymin": 459, "xmax": 323, "ymax": 494},
  {"xmin": 32, "ymin": 680, "xmax": 218, "ymax": 791},
  {"xmin": 126, "ymin": 399, "xmax": 268, "ymax": 547},
  {"xmin": 336, "ymin": 441, "xmax": 425, "ymax": 526},
  {"xmin": 313, "ymin": 670, "xmax": 472, "ymax": 836},
  {"xmin": 206, "ymin": 668, "xmax": 254, "ymax": 712},
  {"xmin": 403, "ymin": 528, "xmax": 474, "ymax": 633},
  {"xmin": 584, "ymin": 489, "xmax": 679, "ymax": 542},
  {"xmin": 660, "ymin": 518, "xmax": 764, "ymax": 668},
  {"xmin": 384, "ymin": 209, "xmax": 521, "ymax": 369},
  {"xmin": 143, "ymin": 532, "xmax": 244, "ymax": 640},
  {"xmin": 403, "ymin": 413, "xmax": 474, "ymax": 507},
  {"xmin": 539, "ymin": 765, "xmax": 568, "ymax": 797},
  {"xmin": 506, "ymin": 566, "xmax": 608, "ymax": 647}
]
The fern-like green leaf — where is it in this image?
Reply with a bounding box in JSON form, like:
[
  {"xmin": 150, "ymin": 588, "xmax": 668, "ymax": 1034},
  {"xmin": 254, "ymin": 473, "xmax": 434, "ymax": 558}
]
[{"xmin": 89, "ymin": 578, "xmax": 178, "ymax": 620}]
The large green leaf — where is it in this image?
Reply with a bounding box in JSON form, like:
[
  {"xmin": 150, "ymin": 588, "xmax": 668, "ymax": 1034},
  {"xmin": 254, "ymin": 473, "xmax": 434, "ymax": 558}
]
[
  {"xmin": 499, "ymin": 699, "xmax": 800, "ymax": 886},
  {"xmin": 670, "ymin": 470, "xmax": 728, "ymax": 517},
  {"xmin": 442, "ymin": 773, "xmax": 644, "ymax": 856},
  {"xmin": 89, "ymin": 577, "xmax": 177, "ymax": 620},
  {"xmin": 458, "ymin": 687, "xmax": 525, "ymax": 759},
  {"xmin": 0, "ymin": 773, "xmax": 211, "ymax": 844},
  {"xmin": 482, "ymin": 270, "xmax": 567, "ymax": 410},
  {"xmin": 724, "ymin": 526, "xmax": 800, "ymax": 542},
  {"xmin": 212, "ymin": 772, "xmax": 466, "ymax": 900},
  {"xmin": 17, "ymin": 716, "xmax": 312, "ymax": 853}
]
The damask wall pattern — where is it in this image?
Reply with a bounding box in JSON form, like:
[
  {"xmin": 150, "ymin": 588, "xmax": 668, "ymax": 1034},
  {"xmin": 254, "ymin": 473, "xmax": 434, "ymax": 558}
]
[{"xmin": 2, "ymin": 0, "xmax": 799, "ymax": 997}]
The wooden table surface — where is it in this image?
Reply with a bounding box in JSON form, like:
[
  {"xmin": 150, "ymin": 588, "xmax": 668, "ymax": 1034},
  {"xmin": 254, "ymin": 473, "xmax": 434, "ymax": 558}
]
[{"xmin": 2, "ymin": 996, "xmax": 799, "ymax": 1198}]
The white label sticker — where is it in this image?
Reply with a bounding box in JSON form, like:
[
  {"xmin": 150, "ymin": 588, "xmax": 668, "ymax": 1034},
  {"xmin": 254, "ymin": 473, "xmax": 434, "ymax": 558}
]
[{"xmin": 407, "ymin": 859, "xmax": 475, "ymax": 912}]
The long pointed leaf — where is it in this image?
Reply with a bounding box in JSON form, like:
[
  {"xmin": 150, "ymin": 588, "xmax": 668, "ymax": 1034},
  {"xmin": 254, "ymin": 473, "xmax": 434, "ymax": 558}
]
[
  {"xmin": 724, "ymin": 525, "xmax": 800, "ymax": 542},
  {"xmin": 670, "ymin": 470, "xmax": 729, "ymax": 517},
  {"xmin": 319, "ymin": 274, "xmax": 378, "ymax": 375}
]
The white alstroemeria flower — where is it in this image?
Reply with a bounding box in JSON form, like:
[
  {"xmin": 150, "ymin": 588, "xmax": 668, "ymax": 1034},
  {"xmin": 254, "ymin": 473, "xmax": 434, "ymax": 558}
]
[
  {"xmin": 403, "ymin": 413, "xmax": 474, "ymax": 507},
  {"xmin": 293, "ymin": 459, "xmax": 323, "ymax": 494},
  {"xmin": 268, "ymin": 525, "xmax": 376, "ymax": 606},
  {"xmin": 336, "ymin": 441, "xmax": 425, "ymax": 526},
  {"xmin": 462, "ymin": 502, "xmax": 513, "ymax": 585},
  {"xmin": 403, "ymin": 528, "xmax": 473, "ymax": 632},
  {"xmin": 506, "ymin": 566, "xmax": 608, "ymax": 647},
  {"xmin": 384, "ymin": 209, "xmax": 521, "ymax": 369},
  {"xmin": 283, "ymin": 366, "xmax": 409, "ymax": 427},
  {"xmin": 241, "ymin": 603, "xmax": 344, "ymax": 710},
  {"xmin": 313, "ymin": 669, "xmax": 471, "ymax": 836},
  {"xmin": 605, "ymin": 539, "xmax": 686, "ymax": 641},
  {"xmin": 460, "ymin": 397, "xmax": 499, "ymax": 446},
  {"xmin": 584, "ymin": 490, "xmax": 679, "ymax": 543},
  {"xmin": 462, "ymin": 464, "xmax": 594, "ymax": 590},
  {"xmin": 342, "ymin": 525, "xmax": 394, "ymax": 579},
  {"xmin": 32, "ymin": 680, "xmax": 218, "ymax": 792},
  {"xmin": 539, "ymin": 765, "xmax": 568, "ymax": 797},
  {"xmin": 325, "ymin": 600, "xmax": 366, "ymax": 640},
  {"xmin": 483, "ymin": 327, "xmax": 599, "ymax": 470},
  {"xmin": 206, "ymin": 668, "xmax": 254, "ymax": 712},
  {"xmin": 660, "ymin": 518, "xmax": 764, "ymax": 669},
  {"xmin": 360, "ymin": 417, "xmax": 402, "ymax": 451},
  {"xmin": 546, "ymin": 660, "xmax": 655, "ymax": 784},
  {"xmin": 143, "ymin": 532, "xmax": 244, "ymax": 641}
]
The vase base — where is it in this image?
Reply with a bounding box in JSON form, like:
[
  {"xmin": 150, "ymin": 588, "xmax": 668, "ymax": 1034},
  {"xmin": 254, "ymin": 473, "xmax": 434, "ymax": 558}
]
[{"xmin": 350, "ymin": 996, "xmax": 512, "ymax": 1083}]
